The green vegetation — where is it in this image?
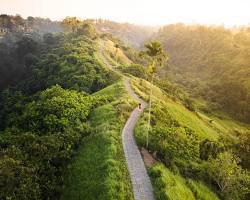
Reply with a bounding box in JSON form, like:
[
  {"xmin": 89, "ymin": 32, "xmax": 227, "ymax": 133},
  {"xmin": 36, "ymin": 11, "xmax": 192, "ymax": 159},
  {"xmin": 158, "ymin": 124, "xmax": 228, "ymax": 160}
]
[
  {"xmin": 133, "ymin": 77, "xmax": 219, "ymax": 139},
  {"xmin": 186, "ymin": 179, "xmax": 220, "ymax": 200},
  {"xmin": 99, "ymin": 38, "xmax": 132, "ymax": 67},
  {"xmin": 22, "ymin": 34, "xmax": 119, "ymax": 94},
  {"xmin": 0, "ymin": 85, "xmax": 100, "ymax": 199},
  {"xmin": 119, "ymin": 64, "xmax": 149, "ymax": 79},
  {"xmin": 164, "ymin": 101, "xmax": 218, "ymax": 139},
  {"xmin": 150, "ymin": 164, "xmax": 220, "ymax": 200},
  {"xmin": 0, "ymin": 17, "xmax": 129, "ymax": 200},
  {"xmin": 62, "ymin": 82, "xmax": 136, "ymax": 200},
  {"xmin": 133, "ymin": 77, "xmax": 250, "ymax": 200},
  {"xmin": 1, "ymin": 14, "xmax": 250, "ymax": 200},
  {"xmin": 208, "ymin": 152, "xmax": 250, "ymax": 200}
]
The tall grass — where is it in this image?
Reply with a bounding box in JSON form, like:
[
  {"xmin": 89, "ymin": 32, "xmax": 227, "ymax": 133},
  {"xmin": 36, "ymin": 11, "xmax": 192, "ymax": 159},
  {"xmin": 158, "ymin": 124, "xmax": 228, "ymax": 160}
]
[
  {"xmin": 149, "ymin": 164, "xmax": 195, "ymax": 200},
  {"xmin": 187, "ymin": 179, "xmax": 220, "ymax": 200},
  {"xmin": 149, "ymin": 164, "xmax": 220, "ymax": 200}
]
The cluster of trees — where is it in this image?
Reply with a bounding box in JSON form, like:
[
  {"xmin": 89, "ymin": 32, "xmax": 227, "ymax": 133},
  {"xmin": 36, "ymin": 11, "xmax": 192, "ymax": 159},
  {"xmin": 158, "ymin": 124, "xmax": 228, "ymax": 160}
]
[
  {"xmin": 0, "ymin": 14, "xmax": 61, "ymax": 34},
  {"xmin": 0, "ymin": 16, "xmax": 119, "ymax": 199},
  {"xmin": 19, "ymin": 34, "xmax": 119, "ymax": 95},
  {"xmin": 154, "ymin": 24, "xmax": 250, "ymax": 122},
  {"xmin": 0, "ymin": 85, "xmax": 105, "ymax": 199},
  {"xmin": 62, "ymin": 17, "xmax": 97, "ymax": 39}
]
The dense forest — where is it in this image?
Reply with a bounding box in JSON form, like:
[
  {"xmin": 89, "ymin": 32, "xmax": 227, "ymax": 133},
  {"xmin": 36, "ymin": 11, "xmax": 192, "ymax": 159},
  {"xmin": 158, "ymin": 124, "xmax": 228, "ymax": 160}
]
[{"xmin": 0, "ymin": 14, "xmax": 249, "ymax": 200}]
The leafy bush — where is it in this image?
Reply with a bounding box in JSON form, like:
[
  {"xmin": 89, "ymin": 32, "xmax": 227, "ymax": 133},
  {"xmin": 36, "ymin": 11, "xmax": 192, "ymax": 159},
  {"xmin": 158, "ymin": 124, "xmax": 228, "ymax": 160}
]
[
  {"xmin": 207, "ymin": 152, "xmax": 250, "ymax": 200},
  {"xmin": 0, "ymin": 85, "xmax": 99, "ymax": 199},
  {"xmin": 14, "ymin": 85, "xmax": 93, "ymax": 133}
]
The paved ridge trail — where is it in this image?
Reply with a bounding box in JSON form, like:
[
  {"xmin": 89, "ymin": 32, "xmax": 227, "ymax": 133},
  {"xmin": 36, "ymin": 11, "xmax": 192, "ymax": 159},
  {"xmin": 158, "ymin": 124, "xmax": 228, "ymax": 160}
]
[
  {"xmin": 122, "ymin": 79, "xmax": 155, "ymax": 200},
  {"xmin": 98, "ymin": 40, "xmax": 155, "ymax": 200}
]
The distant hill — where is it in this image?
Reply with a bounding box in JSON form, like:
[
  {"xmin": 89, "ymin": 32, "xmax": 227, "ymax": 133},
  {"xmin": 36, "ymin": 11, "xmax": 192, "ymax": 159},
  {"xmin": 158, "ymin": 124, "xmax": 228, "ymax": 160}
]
[
  {"xmin": 154, "ymin": 24, "xmax": 250, "ymax": 122},
  {"xmin": 94, "ymin": 19, "xmax": 157, "ymax": 48}
]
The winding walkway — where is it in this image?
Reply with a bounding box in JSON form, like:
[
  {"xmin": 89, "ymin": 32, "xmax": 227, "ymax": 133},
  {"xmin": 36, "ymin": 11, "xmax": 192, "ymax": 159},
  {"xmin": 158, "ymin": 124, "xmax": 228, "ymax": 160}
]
[
  {"xmin": 122, "ymin": 78, "xmax": 155, "ymax": 200},
  {"xmin": 98, "ymin": 40, "xmax": 155, "ymax": 200}
]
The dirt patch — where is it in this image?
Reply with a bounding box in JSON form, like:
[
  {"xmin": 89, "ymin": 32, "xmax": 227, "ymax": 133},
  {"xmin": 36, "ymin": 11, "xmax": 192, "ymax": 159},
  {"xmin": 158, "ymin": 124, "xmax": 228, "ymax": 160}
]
[{"xmin": 140, "ymin": 147, "xmax": 157, "ymax": 167}]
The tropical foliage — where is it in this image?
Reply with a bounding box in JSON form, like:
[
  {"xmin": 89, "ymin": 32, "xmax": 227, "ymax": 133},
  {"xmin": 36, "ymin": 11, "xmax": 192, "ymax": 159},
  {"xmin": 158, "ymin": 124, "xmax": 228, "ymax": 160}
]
[{"xmin": 1, "ymin": 14, "xmax": 250, "ymax": 200}]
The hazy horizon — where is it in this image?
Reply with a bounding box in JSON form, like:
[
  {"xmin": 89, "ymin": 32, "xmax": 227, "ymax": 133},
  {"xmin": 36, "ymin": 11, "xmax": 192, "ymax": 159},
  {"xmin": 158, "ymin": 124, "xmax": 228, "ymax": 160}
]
[{"xmin": 1, "ymin": 0, "xmax": 250, "ymax": 27}]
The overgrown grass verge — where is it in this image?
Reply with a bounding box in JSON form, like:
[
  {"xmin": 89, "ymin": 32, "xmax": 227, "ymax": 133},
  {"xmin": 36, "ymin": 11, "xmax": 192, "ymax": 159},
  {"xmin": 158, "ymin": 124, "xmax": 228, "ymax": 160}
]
[{"xmin": 149, "ymin": 164, "xmax": 219, "ymax": 200}]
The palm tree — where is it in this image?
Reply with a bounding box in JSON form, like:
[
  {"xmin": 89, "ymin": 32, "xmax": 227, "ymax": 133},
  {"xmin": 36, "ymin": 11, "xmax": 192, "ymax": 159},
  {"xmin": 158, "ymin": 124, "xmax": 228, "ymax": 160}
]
[
  {"xmin": 114, "ymin": 43, "xmax": 120, "ymax": 67},
  {"xmin": 140, "ymin": 41, "xmax": 167, "ymax": 148}
]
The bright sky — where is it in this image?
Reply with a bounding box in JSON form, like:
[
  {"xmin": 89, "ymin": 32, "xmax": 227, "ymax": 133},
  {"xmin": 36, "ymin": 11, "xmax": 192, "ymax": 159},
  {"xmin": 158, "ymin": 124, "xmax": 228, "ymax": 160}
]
[{"xmin": 1, "ymin": 0, "xmax": 250, "ymax": 26}]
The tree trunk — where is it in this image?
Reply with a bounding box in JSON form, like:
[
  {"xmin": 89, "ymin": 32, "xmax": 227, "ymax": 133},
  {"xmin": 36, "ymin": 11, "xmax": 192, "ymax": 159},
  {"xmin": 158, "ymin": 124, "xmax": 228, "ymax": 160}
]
[{"xmin": 146, "ymin": 73, "xmax": 154, "ymax": 148}]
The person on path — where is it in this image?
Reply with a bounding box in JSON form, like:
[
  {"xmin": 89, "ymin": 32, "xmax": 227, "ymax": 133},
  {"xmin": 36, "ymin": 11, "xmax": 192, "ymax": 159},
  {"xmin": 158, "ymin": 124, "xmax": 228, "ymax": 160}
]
[{"xmin": 138, "ymin": 103, "xmax": 142, "ymax": 110}]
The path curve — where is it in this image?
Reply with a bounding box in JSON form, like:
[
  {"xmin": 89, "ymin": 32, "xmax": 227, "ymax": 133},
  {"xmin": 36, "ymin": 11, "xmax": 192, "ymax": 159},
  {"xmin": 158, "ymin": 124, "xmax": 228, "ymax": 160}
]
[{"xmin": 98, "ymin": 40, "xmax": 155, "ymax": 200}]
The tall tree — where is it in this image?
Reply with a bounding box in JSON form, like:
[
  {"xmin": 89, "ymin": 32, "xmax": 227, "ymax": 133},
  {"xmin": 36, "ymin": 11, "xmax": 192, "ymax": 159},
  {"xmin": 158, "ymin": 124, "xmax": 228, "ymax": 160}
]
[{"xmin": 140, "ymin": 41, "xmax": 167, "ymax": 147}]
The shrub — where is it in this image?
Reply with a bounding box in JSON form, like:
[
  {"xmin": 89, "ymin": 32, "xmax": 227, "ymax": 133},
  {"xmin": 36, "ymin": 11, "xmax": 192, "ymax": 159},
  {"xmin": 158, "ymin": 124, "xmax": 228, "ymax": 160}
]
[{"xmin": 208, "ymin": 151, "xmax": 250, "ymax": 200}]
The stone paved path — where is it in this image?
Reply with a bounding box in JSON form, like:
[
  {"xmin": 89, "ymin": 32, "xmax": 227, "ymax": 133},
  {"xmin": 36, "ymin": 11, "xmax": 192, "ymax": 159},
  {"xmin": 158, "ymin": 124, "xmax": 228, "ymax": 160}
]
[
  {"xmin": 122, "ymin": 78, "xmax": 155, "ymax": 200},
  {"xmin": 99, "ymin": 41, "xmax": 155, "ymax": 200}
]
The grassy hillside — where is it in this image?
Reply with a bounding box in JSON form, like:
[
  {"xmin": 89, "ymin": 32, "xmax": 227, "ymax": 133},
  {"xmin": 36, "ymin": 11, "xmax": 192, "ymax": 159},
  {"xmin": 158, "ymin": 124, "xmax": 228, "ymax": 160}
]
[
  {"xmin": 150, "ymin": 164, "xmax": 220, "ymax": 200},
  {"xmin": 98, "ymin": 38, "xmax": 132, "ymax": 66},
  {"xmin": 132, "ymin": 76, "xmax": 250, "ymax": 200},
  {"xmin": 132, "ymin": 77, "xmax": 221, "ymax": 140}
]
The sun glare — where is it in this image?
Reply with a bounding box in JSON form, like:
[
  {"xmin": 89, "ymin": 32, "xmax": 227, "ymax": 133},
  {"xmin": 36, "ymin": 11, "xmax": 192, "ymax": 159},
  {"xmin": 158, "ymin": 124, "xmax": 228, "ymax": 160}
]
[{"xmin": 1, "ymin": 0, "xmax": 250, "ymax": 26}]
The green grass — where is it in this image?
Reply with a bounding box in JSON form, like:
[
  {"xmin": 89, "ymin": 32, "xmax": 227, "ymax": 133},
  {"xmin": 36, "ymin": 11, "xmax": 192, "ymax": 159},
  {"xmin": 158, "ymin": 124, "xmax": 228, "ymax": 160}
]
[
  {"xmin": 164, "ymin": 100, "xmax": 219, "ymax": 140},
  {"xmin": 149, "ymin": 164, "xmax": 220, "ymax": 200},
  {"xmin": 203, "ymin": 112, "xmax": 250, "ymax": 135},
  {"xmin": 187, "ymin": 179, "xmax": 220, "ymax": 200},
  {"xmin": 100, "ymin": 39, "xmax": 132, "ymax": 67},
  {"xmin": 139, "ymin": 76, "xmax": 248, "ymax": 140},
  {"xmin": 92, "ymin": 80, "xmax": 124, "ymax": 98},
  {"xmin": 62, "ymin": 82, "xmax": 136, "ymax": 200},
  {"xmin": 132, "ymin": 77, "xmax": 250, "ymax": 139},
  {"xmin": 132, "ymin": 77, "xmax": 219, "ymax": 140},
  {"xmin": 150, "ymin": 164, "xmax": 195, "ymax": 200}
]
